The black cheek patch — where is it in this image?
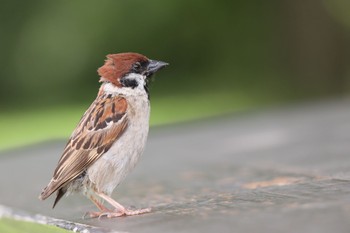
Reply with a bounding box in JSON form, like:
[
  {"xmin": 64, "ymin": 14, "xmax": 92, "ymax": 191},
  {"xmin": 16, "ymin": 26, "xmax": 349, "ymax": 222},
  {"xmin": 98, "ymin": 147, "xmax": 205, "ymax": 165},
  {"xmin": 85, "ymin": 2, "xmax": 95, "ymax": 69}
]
[{"xmin": 121, "ymin": 78, "xmax": 138, "ymax": 89}]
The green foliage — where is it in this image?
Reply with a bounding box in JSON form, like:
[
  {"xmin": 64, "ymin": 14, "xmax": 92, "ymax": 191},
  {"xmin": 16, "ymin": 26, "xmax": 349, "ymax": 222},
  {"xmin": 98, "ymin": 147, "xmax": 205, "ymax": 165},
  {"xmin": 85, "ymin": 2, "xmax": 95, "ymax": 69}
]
[
  {"xmin": 0, "ymin": 0, "xmax": 349, "ymax": 149},
  {"xmin": 0, "ymin": 218, "xmax": 69, "ymax": 233},
  {"xmin": 0, "ymin": 0, "xmax": 283, "ymax": 108}
]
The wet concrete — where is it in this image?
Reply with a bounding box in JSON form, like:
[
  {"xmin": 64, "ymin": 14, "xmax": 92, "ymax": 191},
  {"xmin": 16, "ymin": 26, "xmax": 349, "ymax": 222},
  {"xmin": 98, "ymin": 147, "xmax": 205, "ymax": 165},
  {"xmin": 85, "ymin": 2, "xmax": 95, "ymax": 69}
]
[{"xmin": 1, "ymin": 98, "xmax": 350, "ymax": 233}]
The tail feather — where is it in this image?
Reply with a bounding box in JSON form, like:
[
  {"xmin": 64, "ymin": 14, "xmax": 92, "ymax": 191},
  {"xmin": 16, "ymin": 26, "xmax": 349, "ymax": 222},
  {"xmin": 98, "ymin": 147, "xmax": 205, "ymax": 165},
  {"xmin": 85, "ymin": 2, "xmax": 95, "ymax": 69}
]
[
  {"xmin": 52, "ymin": 188, "xmax": 66, "ymax": 209},
  {"xmin": 39, "ymin": 180, "xmax": 67, "ymax": 209}
]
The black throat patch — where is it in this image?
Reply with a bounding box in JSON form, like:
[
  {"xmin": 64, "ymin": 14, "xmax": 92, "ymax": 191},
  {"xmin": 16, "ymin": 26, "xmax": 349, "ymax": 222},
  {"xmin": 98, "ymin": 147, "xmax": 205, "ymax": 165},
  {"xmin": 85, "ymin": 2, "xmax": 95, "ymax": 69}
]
[{"xmin": 144, "ymin": 82, "xmax": 150, "ymax": 100}]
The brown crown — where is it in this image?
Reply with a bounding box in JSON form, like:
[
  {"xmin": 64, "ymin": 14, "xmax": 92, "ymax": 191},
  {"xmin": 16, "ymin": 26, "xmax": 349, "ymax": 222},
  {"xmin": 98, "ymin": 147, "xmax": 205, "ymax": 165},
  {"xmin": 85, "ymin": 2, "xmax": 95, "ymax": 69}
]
[{"xmin": 97, "ymin": 52, "xmax": 149, "ymax": 87}]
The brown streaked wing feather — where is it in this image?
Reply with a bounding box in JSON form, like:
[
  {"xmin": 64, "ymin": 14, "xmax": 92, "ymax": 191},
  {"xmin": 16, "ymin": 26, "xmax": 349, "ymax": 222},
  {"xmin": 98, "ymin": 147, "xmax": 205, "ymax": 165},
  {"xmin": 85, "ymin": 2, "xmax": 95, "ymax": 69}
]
[{"xmin": 39, "ymin": 95, "xmax": 128, "ymax": 200}]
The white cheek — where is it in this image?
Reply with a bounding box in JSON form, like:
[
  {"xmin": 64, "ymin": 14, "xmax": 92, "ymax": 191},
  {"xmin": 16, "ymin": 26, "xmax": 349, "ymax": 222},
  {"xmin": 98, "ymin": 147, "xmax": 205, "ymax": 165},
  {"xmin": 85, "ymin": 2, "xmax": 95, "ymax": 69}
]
[{"xmin": 102, "ymin": 73, "xmax": 147, "ymax": 97}]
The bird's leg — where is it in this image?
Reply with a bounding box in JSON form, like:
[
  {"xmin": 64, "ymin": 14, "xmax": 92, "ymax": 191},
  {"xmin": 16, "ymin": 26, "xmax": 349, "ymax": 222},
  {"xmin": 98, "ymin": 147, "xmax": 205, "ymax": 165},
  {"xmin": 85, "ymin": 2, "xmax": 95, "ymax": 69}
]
[
  {"xmin": 95, "ymin": 192, "xmax": 151, "ymax": 218},
  {"xmin": 84, "ymin": 195, "xmax": 112, "ymax": 218}
]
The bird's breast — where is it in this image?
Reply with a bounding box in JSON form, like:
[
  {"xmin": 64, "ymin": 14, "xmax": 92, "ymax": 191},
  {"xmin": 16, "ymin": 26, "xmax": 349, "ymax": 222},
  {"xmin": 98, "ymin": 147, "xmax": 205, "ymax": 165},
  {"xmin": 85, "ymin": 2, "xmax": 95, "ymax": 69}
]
[{"xmin": 87, "ymin": 94, "xmax": 150, "ymax": 195}]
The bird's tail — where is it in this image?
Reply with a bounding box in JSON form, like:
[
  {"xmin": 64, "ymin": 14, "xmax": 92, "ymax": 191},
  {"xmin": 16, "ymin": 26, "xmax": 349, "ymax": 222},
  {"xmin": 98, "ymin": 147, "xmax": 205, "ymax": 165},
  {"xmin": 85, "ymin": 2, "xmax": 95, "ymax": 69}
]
[{"xmin": 39, "ymin": 180, "xmax": 67, "ymax": 208}]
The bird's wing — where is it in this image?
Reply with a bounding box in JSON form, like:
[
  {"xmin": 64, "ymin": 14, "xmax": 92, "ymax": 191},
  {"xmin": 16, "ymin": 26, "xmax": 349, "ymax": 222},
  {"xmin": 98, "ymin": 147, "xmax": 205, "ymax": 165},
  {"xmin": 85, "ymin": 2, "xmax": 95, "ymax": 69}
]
[{"xmin": 39, "ymin": 94, "xmax": 128, "ymax": 200}]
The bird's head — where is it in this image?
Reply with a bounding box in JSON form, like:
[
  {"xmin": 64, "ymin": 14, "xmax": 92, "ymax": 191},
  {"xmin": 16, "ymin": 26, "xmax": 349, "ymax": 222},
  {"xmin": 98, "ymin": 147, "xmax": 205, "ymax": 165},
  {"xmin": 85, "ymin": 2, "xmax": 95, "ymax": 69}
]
[{"xmin": 98, "ymin": 53, "xmax": 168, "ymax": 92}]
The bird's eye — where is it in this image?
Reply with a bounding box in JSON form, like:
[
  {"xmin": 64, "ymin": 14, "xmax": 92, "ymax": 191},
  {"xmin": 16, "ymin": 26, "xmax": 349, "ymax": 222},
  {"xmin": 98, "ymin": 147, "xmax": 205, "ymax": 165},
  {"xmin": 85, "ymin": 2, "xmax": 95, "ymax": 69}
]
[{"xmin": 132, "ymin": 62, "xmax": 142, "ymax": 72}]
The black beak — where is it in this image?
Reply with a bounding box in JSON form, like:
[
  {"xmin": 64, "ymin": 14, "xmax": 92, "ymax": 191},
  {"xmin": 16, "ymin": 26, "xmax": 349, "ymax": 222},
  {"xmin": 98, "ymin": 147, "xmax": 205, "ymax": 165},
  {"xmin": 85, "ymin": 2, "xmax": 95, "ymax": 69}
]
[{"xmin": 145, "ymin": 60, "xmax": 168, "ymax": 77}]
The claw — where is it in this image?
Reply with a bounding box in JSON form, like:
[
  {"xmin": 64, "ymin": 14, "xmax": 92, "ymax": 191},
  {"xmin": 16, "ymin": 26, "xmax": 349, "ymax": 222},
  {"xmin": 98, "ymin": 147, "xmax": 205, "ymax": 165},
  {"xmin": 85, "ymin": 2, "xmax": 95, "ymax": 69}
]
[{"xmin": 98, "ymin": 213, "xmax": 108, "ymax": 219}]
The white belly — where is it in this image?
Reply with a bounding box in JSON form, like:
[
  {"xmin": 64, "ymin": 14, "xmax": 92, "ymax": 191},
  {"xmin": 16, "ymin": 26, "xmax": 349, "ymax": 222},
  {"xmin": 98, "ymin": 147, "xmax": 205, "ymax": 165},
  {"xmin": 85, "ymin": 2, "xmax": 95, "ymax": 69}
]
[{"xmin": 87, "ymin": 94, "xmax": 150, "ymax": 195}]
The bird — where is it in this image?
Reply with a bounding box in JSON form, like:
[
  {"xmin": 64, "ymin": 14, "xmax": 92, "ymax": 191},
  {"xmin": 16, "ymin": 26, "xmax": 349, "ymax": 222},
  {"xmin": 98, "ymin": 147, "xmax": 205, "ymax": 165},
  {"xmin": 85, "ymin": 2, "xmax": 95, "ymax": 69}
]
[{"xmin": 39, "ymin": 52, "xmax": 168, "ymax": 218}]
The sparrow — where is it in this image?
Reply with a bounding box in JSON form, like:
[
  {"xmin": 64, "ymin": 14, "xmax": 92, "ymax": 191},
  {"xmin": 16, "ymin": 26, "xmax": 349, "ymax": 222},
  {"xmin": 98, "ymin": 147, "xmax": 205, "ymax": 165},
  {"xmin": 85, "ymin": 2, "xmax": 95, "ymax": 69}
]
[{"xmin": 39, "ymin": 52, "xmax": 168, "ymax": 218}]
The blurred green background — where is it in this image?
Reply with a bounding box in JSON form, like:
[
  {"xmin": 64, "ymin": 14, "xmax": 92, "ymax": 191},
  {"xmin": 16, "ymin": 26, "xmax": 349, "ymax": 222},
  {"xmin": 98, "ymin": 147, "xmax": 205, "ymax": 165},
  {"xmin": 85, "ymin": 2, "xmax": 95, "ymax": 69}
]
[{"xmin": 1, "ymin": 0, "xmax": 350, "ymax": 150}]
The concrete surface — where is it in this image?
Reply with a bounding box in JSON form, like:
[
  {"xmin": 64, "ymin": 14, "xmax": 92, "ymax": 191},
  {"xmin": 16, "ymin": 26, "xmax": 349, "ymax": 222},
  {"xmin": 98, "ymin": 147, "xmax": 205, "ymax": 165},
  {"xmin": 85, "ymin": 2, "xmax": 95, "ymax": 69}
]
[{"xmin": 1, "ymin": 98, "xmax": 350, "ymax": 233}]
